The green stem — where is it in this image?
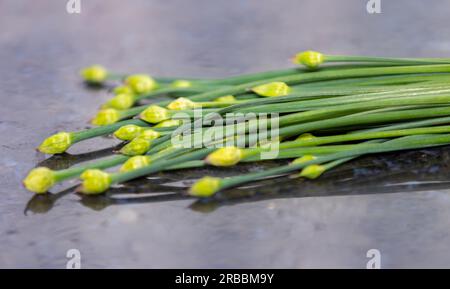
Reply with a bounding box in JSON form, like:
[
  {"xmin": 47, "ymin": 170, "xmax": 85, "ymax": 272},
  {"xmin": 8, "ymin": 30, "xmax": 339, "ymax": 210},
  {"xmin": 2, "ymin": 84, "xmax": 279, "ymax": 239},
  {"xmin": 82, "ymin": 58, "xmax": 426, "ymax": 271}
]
[
  {"xmin": 219, "ymin": 134, "xmax": 450, "ymax": 191},
  {"xmin": 325, "ymin": 55, "xmax": 450, "ymax": 65},
  {"xmin": 111, "ymin": 148, "xmax": 216, "ymax": 184},
  {"xmin": 278, "ymin": 106, "xmax": 450, "ymax": 138},
  {"xmin": 71, "ymin": 119, "xmax": 149, "ymax": 143},
  {"xmin": 54, "ymin": 155, "xmax": 129, "ymax": 182},
  {"xmin": 278, "ymin": 125, "xmax": 450, "ymax": 148}
]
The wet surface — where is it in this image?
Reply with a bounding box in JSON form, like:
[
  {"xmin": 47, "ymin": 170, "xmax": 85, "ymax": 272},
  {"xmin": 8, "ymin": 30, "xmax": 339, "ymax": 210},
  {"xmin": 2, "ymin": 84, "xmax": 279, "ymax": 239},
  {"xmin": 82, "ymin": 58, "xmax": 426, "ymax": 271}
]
[{"xmin": 2, "ymin": 0, "xmax": 450, "ymax": 268}]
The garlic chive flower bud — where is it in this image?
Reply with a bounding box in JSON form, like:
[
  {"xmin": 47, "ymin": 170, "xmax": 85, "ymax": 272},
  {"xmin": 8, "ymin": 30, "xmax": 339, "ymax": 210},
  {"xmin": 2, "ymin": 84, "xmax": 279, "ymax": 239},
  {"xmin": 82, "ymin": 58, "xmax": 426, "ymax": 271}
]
[
  {"xmin": 113, "ymin": 125, "xmax": 145, "ymax": 141},
  {"xmin": 293, "ymin": 51, "xmax": 324, "ymax": 69},
  {"xmin": 189, "ymin": 176, "xmax": 222, "ymax": 198},
  {"xmin": 113, "ymin": 85, "xmax": 133, "ymax": 95},
  {"xmin": 206, "ymin": 146, "xmax": 243, "ymax": 167},
  {"xmin": 80, "ymin": 65, "xmax": 108, "ymax": 84},
  {"xmin": 80, "ymin": 169, "xmax": 111, "ymax": 195},
  {"xmin": 215, "ymin": 95, "xmax": 236, "ymax": 102},
  {"xmin": 91, "ymin": 108, "xmax": 120, "ymax": 126},
  {"xmin": 139, "ymin": 105, "xmax": 170, "ymax": 123},
  {"xmin": 23, "ymin": 167, "xmax": 56, "ymax": 194},
  {"xmin": 137, "ymin": 129, "xmax": 161, "ymax": 141},
  {"xmin": 154, "ymin": 119, "xmax": 182, "ymax": 128},
  {"xmin": 103, "ymin": 93, "xmax": 135, "ymax": 110},
  {"xmin": 292, "ymin": 155, "xmax": 317, "ymax": 165},
  {"xmin": 299, "ymin": 164, "xmax": 326, "ymax": 179},
  {"xmin": 167, "ymin": 97, "xmax": 197, "ymax": 110},
  {"xmin": 120, "ymin": 138, "xmax": 152, "ymax": 156},
  {"xmin": 251, "ymin": 82, "xmax": 291, "ymax": 97},
  {"xmin": 125, "ymin": 74, "xmax": 157, "ymax": 94},
  {"xmin": 120, "ymin": 156, "xmax": 151, "ymax": 172},
  {"xmin": 171, "ymin": 80, "xmax": 192, "ymax": 88},
  {"xmin": 296, "ymin": 133, "xmax": 316, "ymax": 141},
  {"xmin": 38, "ymin": 132, "xmax": 73, "ymax": 154}
]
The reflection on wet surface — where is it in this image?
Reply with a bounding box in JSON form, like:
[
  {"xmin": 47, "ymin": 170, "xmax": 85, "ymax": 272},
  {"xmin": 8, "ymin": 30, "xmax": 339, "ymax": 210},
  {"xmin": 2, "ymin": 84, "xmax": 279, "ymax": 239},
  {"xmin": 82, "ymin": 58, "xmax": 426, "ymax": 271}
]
[{"xmin": 25, "ymin": 145, "xmax": 450, "ymax": 215}]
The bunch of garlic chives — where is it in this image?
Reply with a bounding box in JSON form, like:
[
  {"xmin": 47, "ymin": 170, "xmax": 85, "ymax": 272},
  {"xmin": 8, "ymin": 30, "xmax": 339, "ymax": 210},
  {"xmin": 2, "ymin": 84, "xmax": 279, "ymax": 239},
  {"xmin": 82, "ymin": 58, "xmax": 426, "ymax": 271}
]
[{"xmin": 40, "ymin": 65, "xmax": 450, "ymax": 155}]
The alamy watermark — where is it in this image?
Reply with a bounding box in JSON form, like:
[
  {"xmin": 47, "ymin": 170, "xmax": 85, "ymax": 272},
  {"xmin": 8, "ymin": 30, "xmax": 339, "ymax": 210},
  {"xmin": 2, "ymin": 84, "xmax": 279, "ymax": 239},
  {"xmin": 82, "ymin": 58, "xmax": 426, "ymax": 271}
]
[
  {"xmin": 366, "ymin": 249, "xmax": 381, "ymax": 269},
  {"xmin": 170, "ymin": 110, "xmax": 280, "ymax": 159},
  {"xmin": 66, "ymin": 0, "xmax": 81, "ymax": 14},
  {"xmin": 66, "ymin": 249, "xmax": 81, "ymax": 269},
  {"xmin": 366, "ymin": 0, "xmax": 382, "ymax": 14}
]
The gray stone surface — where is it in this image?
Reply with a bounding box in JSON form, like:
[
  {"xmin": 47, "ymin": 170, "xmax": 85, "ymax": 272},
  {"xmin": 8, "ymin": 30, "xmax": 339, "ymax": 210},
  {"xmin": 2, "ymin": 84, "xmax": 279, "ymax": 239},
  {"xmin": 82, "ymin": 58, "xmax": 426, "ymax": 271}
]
[{"xmin": 1, "ymin": 0, "xmax": 450, "ymax": 268}]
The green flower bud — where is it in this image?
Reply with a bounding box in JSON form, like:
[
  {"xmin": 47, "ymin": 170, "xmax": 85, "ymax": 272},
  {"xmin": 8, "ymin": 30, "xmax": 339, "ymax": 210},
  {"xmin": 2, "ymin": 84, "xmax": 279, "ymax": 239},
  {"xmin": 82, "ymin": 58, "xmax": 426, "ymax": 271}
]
[
  {"xmin": 206, "ymin": 146, "xmax": 243, "ymax": 167},
  {"xmin": 296, "ymin": 133, "xmax": 316, "ymax": 141},
  {"xmin": 292, "ymin": 154, "xmax": 317, "ymax": 165},
  {"xmin": 120, "ymin": 156, "xmax": 151, "ymax": 172},
  {"xmin": 299, "ymin": 164, "xmax": 326, "ymax": 179},
  {"xmin": 80, "ymin": 169, "xmax": 111, "ymax": 195},
  {"xmin": 23, "ymin": 167, "xmax": 56, "ymax": 194},
  {"xmin": 91, "ymin": 109, "xmax": 120, "ymax": 126},
  {"xmin": 38, "ymin": 132, "xmax": 73, "ymax": 154},
  {"xmin": 113, "ymin": 85, "xmax": 133, "ymax": 95},
  {"xmin": 120, "ymin": 138, "xmax": 151, "ymax": 156},
  {"xmin": 139, "ymin": 105, "xmax": 170, "ymax": 123},
  {"xmin": 214, "ymin": 95, "xmax": 236, "ymax": 102},
  {"xmin": 293, "ymin": 51, "xmax": 324, "ymax": 69},
  {"xmin": 171, "ymin": 80, "xmax": 192, "ymax": 88},
  {"xmin": 137, "ymin": 129, "xmax": 161, "ymax": 141},
  {"xmin": 154, "ymin": 119, "xmax": 182, "ymax": 128},
  {"xmin": 103, "ymin": 93, "xmax": 135, "ymax": 110},
  {"xmin": 167, "ymin": 97, "xmax": 197, "ymax": 110},
  {"xmin": 80, "ymin": 65, "xmax": 108, "ymax": 84},
  {"xmin": 125, "ymin": 74, "xmax": 157, "ymax": 94},
  {"xmin": 189, "ymin": 176, "xmax": 222, "ymax": 198},
  {"xmin": 251, "ymin": 82, "xmax": 291, "ymax": 97},
  {"xmin": 113, "ymin": 125, "xmax": 145, "ymax": 141}
]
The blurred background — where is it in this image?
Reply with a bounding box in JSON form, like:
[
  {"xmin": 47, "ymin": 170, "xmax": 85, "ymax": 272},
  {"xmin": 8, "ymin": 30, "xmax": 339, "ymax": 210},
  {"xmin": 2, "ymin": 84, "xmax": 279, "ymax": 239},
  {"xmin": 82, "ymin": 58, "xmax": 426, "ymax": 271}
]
[{"xmin": 2, "ymin": 0, "xmax": 450, "ymax": 268}]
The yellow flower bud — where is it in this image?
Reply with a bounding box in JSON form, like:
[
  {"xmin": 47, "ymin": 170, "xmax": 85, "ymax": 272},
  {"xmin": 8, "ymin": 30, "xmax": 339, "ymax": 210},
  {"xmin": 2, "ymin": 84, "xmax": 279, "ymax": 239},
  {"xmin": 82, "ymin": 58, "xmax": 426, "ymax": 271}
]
[
  {"xmin": 296, "ymin": 133, "xmax": 316, "ymax": 141},
  {"xmin": 137, "ymin": 129, "xmax": 161, "ymax": 141},
  {"xmin": 23, "ymin": 167, "xmax": 56, "ymax": 194},
  {"xmin": 139, "ymin": 105, "xmax": 170, "ymax": 123},
  {"xmin": 189, "ymin": 176, "xmax": 222, "ymax": 198},
  {"xmin": 214, "ymin": 95, "xmax": 236, "ymax": 102},
  {"xmin": 171, "ymin": 80, "xmax": 192, "ymax": 88},
  {"xmin": 80, "ymin": 65, "xmax": 108, "ymax": 84},
  {"xmin": 292, "ymin": 155, "xmax": 317, "ymax": 165},
  {"xmin": 120, "ymin": 138, "xmax": 151, "ymax": 156},
  {"xmin": 154, "ymin": 119, "xmax": 181, "ymax": 128},
  {"xmin": 206, "ymin": 146, "xmax": 243, "ymax": 167},
  {"xmin": 120, "ymin": 156, "xmax": 151, "ymax": 172},
  {"xmin": 125, "ymin": 74, "xmax": 157, "ymax": 94},
  {"xmin": 299, "ymin": 164, "xmax": 326, "ymax": 179},
  {"xmin": 38, "ymin": 132, "xmax": 73, "ymax": 154},
  {"xmin": 167, "ymin": 97, "xmax": 197, "ymax": 110},
  {"xmin": 251, "ymin": 82, "xmax": 291, "ymax": 97},
  {"xmin": 91, "ymin": 109, "xmax": 120, "ymax": 126},
  {"xmin": 293, "ymin": 51, "xmax": 324, "ymax": 69},
  {"xmin": 80, "ymin": 169, "xmax": 111, "ymax": 195},
  {"xmin": 103, "ymin": 93, "xmax": 135, "ymax": 110},
  {"xmin": 113, "ymin": 125, "xmax": 145, "ymax": 141},
  {"xmin": 113, "ymin": 85, "xmax": 133, "ymax": 95}
]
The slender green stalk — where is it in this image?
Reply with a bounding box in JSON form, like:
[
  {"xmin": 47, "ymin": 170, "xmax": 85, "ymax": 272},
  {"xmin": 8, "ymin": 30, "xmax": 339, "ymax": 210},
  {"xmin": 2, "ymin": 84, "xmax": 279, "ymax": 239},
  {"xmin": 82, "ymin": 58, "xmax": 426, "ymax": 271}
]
[
  {"xmin": 111, "ymin": 148, "xmax": 216, "ymax": 184},
  {"xmin": 72, "ymin": 119, "xmax": 149, "ymax": 142},
  {"xmin": 324, "ymin": 54, "xmax": 450, "ymax": 65},
  {"xmin": 216, "ymin": 134, "xmax": 450, "ymax": 192},
  {"xmin": 278, "ymin": 106, "xmax": 450, "ymax": 138},
  {"xmin": 278, "ymin": 125, "xmax": 450, "ymax": 148},
  {"xmin": 54, "ymin": 155, "xmax": 129, "ymax": 182}
]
